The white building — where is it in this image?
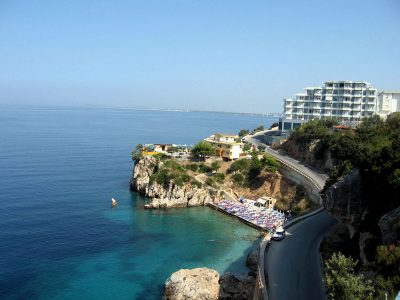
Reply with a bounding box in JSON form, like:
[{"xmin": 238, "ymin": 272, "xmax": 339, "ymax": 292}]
[
  {"xmin": 204, "ymin": 134, "xmax": 244, "ymax": 160},
  {"xmin": 280, "ymin": 81, "xmax": 377, "ymax": 130},
  {"xmin": 377, "ymin": 91, "xmax": 400, "ymax": 117}
]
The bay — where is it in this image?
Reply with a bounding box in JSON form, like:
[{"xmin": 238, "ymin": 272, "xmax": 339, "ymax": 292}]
[{"xmin": 0, "ymin": 107, "xmax": 277, "ymax": 299}]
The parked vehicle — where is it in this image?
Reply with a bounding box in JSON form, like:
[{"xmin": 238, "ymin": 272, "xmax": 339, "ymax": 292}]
[{"xmin": 272, "ymin": 228, "xmax": 285, "ymax": 241}]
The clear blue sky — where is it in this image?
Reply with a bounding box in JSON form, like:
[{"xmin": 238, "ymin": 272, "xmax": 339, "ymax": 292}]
[{"xmin": 0, "ymin": 0, "xmax": 399, "ymax": 113}]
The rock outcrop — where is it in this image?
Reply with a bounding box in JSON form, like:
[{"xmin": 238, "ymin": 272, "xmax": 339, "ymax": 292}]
[
  {"xmin": 219, "ymin": 272, "xmax": 255, "ymax": 299},
  {"xmin": 378, "ymin": 206, "xmax": 400, "ymax": 245},
  {"xmin": 324, "ymin": 169, "xmax": 363, "ymax": 238},
  {"xmin": 130, "ymin": 156, "xmax": 217, "ymax": 209},
  {"xmin": 324, "ymin": 169, "xmax": 400, "ymax": 263},
  {"xmin": 164, "ymin": 268, "xmax": 220, "ymax": 300},
  {"xmin": 246, "ymin": 250, "xmax": 258, "ymax": 272},
  {"xmin": 163, "ymin": 268, "xmax": 256, "ymax": 300}
]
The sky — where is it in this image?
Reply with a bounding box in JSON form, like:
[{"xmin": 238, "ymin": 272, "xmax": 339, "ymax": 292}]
[{"xmin": 0, "ymin": 0, "xmax": 399, "ymax": 113}]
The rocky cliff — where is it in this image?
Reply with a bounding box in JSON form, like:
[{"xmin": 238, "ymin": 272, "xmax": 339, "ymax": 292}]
[
  {"xmin": 278, "ymin": 138, "xmax": 334, "ymax": 172},
  {"xmin": 324, "ymin": 169, "xmax": 400, "ymax": 263},
  {"xmin": 130, "ymin": 156, "xmax": 218, "ymax": 209}
]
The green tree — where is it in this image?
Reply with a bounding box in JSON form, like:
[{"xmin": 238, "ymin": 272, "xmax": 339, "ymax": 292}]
[
  {"xmin": 255, "ymin": 124, "xmax": 264, "ymax": 131},
  {"xmin": 324, "ymin": 252, "xmax": 374, "ymax": 300},
  {"xmin": 191, "ymin": 141, "xmax": 215, "ymax": 159},
  {"xmin": 269, "ymin": 122, "xmax": 279, "ymax": 129},
  {"xmin": 257, "ymin": 144, "xmax": 266, "ymax": 152},
  {"xmin": 243, "ymin": 144, "xmax": 251, "ymax": 152},
  {"xmin": 211, "ymin": 161, "xmax": 221, "ymax": 173},
  {"xmin": 262, "ymin": 155, "xmax": 280, "ymax": 172},
  {"xmin": 131, "ymin": 144, "xmax": 143, "ymax": 161},
  {"xmin": 228, "ymin": 159, "xmax": 250, "ymax": 173},
  {"xmin": 238, "ymin": 129, "xmax": 250, "ymax": 137},
  {"xmin": 231, "ymin": 173, "xmax": 244, "ymax": 185},
  {"xmin": 247, "ymin": 156, "xmax": 263, "ymax": 182},
  {"xmin": 214, "ymin": 172, "xmax": 225, "ymax": 183}
]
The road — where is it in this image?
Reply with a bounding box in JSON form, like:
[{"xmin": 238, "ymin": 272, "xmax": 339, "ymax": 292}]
[
  {"xmin": 265, "ymin": 210, "xmax": 337, "ymax": 300},
  {"xmin": 243, "ymin": 130, "xmax": 328, "ymax": 189},
  {"xmin": 244, "ymin": 131, "xmax": 335, "ymax": 299}
]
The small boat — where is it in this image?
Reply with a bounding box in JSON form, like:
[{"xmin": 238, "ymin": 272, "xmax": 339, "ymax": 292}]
[{"xmin": 111, "ymin": 198, "xmax": 118, "ymax": 207}]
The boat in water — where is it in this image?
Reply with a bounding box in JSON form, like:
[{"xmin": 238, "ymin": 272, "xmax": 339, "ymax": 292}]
[{"xmin": 111, "ymin": 198, "xmax": 118, "ymax": 207}]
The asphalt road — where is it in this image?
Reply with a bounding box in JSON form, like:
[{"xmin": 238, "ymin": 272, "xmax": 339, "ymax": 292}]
[
  {"xmin": 265, "ymin": 210, "xmax": 337, "ymax": 300},
  {"xmin": 243, "ymin": 130, "xmax": 328, "ymax": 189},
  {"xmin": 244, "ymin": 131, "xmax": 335, "ymax": 299}
]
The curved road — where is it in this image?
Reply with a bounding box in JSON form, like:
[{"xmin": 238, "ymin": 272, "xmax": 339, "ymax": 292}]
[
  {"xmin": 266, "ymin": 210, "xmax": 337, "ymax": 300},
  {"xmin": 243, "ymin": 130, "xmax": 328, "ymax": 189},
  {"xmin": 244, "ymin": 131, "xmax": 336, "ymax": 299}
]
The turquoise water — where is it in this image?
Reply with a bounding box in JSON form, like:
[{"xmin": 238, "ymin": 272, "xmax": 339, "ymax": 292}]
[{"xmin": 0, "ymin": 107, "xmax": 277, "ymax": 299}]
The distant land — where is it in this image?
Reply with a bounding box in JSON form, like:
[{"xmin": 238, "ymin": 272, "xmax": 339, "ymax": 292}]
[{"xmin": 84, "ymin": 104, "xmax": 282, "ymax": 117}]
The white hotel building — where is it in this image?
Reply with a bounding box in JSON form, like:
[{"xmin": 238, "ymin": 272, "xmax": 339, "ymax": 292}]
[{"xmin": 279, "ymin": 81, "xmax": 377, "ymax": 131}]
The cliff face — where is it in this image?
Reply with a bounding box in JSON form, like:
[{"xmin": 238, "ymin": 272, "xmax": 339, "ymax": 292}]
[
  {"xmin": 324, "ymin": 170, "xmax": 363, "ymax": 238},
  {"xmin": 130, "ymin": 156, "xmax": 216, "ymax": 209},
  {"xmin": 279, "ymin": 138, "xmax": 334, "ymax": 172},
  {"xmin": 324, "ymin": 169, "xmax": 400, "ymax": 263}
]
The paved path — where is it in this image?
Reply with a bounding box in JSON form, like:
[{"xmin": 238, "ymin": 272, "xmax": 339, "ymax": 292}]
[{"xmin": 265, "ymin": 210, "xmax": 337, "ymax": 300}]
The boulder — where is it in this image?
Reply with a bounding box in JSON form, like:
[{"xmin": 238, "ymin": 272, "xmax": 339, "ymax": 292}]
[
  {"xmin": 219, "ymin": 272, "xmax": 256, "ymax": 299},
  {"xmin": 164, "ymin": 268, "xmax": 220, "ymax": 300},
  {"xmin": 246, "ymin": 250, "xmax": 258, "ymax": 271}
]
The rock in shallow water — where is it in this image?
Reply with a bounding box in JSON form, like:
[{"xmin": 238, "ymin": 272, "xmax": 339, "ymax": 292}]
[
  {"xmin": 164, "ymin": 268, "xmax": 256, "ymax": 300},
  {"xmin": 164, "ymin": 268, "xmax": 220, "ymax": 300}
]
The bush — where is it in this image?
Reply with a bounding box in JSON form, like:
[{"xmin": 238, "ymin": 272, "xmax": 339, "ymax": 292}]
[
  {"xmin": 324, "ymin": 252, "xmax": 374, "ymax": 300},
  {"xmin": 214, "ymin": 173, "xmax": 225, "ymax": 183},
  {"xmin": 199, "ymin": 163, "xmax": 212, "ymax": 173},
  {"xmin": 186, "ymin": 163, "xmax": 199, "ymax": 172},
  {"xmin": 238, "ymin": 129, "xmax": 250, "ymax": 137},
  {"xmin": 231, "ymin": 173, "xmax": 244, "ymax": 184},
  {"xmin": 153, "ymin": 153, "xmax": 169, "ymax": 161},
  {"xmin": 205, "ymin": 177, "xmax": 215, "ymax": 187},
  {"xmin": 191, "ymin": 179, "xmax": 202, "ymax": 188},
  {"xmin": 247, "ymin": 156, "xmax": 263, "ymax": 182},
  {"xmin": 191, "ymin": 141, "xmax": 215, "ymax": 159},
  {"xmin": 261, "ymin": 155, "xmax": 281, "ymax": 172},
  {"xmin": 211, "ymin": 161, "xmax": 221, "ymax": 172},
  {"xmin": 228, "ymin": 159, "xmax": 250, "ymax": 173},
  {"xmin": 131, "ymin": 144, "xmax": 143, "ymax": 162},
  {"xmin": 243, "ymin": 144, "xmax": 251, "ymax": 152}
]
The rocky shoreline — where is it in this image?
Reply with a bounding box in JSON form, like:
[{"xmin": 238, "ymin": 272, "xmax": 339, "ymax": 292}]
[
  {"xmin": 164, "ymin": 250, "xmax": 258, "ymax": 300},
  {"xmin": 131, "ymin": 156, "xmax": 261, "ymax": 299},
  {"xmin": 130, "ymin": 156, "xmax": 220, "ymax": 209}
]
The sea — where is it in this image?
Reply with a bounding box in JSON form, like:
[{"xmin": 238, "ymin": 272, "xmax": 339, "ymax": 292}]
[{"xmin": 0, "ymin": 106, "xmax": 278, "ymax": 300}]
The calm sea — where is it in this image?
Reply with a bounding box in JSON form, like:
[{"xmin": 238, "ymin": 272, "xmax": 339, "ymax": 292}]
[{"xmin": 0, "ymin": 107, "xmax": 277, "ymax": 300}]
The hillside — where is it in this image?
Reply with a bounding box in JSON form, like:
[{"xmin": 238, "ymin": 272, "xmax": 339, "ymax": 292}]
[{"xmin": 278, "ymin": 114, "xmax": 400, "ymax": 299}]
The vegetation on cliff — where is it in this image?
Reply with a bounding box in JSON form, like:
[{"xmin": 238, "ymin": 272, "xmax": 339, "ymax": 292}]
[
  {"xmin": 324, "ymin": 252, "xmax": 374, "ymax": 300},
  {"xmin": 281, "ymin": 114, "xmax": 400, "ymax": 298}
]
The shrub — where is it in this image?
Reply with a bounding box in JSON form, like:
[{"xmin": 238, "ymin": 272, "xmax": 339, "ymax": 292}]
[
  {"xmin": 231, "ymin": 173, "xmax": 244, "ymax": 184},
  {"xmin": 153, "ymin": 153, "xmax": 169, "ymax": 161},
  {"xmin": 238, "ymin": 129, "xmax": 250, "ymax": 137},
  {"xmin": 186, "ymin": 163, "xmax": 199, "ymax": 172},
  {"xmin": 191, "ymin": 179, "xmax": 202, "ymax": 188},
  {"xmin": 214, "ymin": 173, "xmax": 225, "ymax": 183},
  {"xmin": 199, "ymin": 163, "xmax": 212, "ymax": 173},
  {"xmin": 211, "ymin": 161, "xmax": 221, "ymax": 172},
  {"xmin": 228, "ymin": 159, "xmax": 250, "ymax": 173},
  {"xmin": 262, "ymin": 155, "xmax": 280, "ymax": 172},
  {"xmin": 205, "ymin": 177, "xmax": 215, "ymax": 187},
  {"xmin": 247, "ymin": 156, "xmax": 263, "ymax": 181},
  {"xmin": 191, "ymin": 141, "xmax": 215, "ymax": 159},
  {"xmin": 324, "ymin": 252, "xmax": 374, "ymax": 300}
]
